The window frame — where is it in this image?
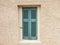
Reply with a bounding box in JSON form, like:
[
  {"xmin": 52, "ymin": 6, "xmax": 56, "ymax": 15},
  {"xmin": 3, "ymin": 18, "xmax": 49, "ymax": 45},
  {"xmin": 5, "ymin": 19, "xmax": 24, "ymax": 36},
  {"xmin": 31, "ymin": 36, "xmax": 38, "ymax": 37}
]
[{"xmin": 18, "ymin": 5, "xmax": 41, "ymax": 43}]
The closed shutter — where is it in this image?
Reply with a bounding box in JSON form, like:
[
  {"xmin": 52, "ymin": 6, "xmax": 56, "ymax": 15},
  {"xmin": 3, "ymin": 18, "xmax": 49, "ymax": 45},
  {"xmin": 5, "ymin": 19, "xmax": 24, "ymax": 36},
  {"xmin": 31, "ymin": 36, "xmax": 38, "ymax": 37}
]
[
  {"xmin": 22, "ymin": 7, "xmax": 37, "ymax": 40},
  {"xmin": 31, "ymin": 8, "xmax": 37, "ymax": 40}
]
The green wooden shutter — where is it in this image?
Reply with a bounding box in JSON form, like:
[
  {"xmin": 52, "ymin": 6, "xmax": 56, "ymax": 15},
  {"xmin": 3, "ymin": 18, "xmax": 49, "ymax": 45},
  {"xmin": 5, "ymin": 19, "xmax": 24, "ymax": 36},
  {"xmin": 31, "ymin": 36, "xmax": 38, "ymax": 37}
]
[
  {"xmin": 31, "ymin": 8, "xmax": 37, "ymax": 40},
  {"xmin": 22, "ymin": 7, "xmax": 37, "ymax": 40},
  {"xmin": 22, "ymin": 9, "xmax": 29, "ymax": 39}
]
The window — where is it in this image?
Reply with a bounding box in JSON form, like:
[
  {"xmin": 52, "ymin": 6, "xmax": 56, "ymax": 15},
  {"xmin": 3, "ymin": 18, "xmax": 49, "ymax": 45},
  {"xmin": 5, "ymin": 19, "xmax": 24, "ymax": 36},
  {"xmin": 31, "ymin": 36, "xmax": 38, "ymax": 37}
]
[{"xmin": 22, "ymin": 7, "xmax": 37, "ymax": 40}]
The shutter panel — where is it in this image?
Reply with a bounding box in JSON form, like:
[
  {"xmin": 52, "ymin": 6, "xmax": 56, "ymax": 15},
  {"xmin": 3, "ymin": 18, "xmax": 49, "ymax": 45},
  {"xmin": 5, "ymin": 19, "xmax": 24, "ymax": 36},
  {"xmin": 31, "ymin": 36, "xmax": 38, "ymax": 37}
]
[
  {"xmin": 31, "ymin": 22, "xmax": 36, "ymax": 36},
  {"xmin": 23, "ymin": 8, "xmax": 29, "ymax": 39},
  {"xmin": 31, "ymin": 8, "xmax": 37, "ymax": 40},
  {"xmin": 23, "ymin": 22, "xmax": 29, "ymax": 39},
  {"xmin": 23, "ymin": 9, "xmax": 28, "ymax": 19},
  {"xmin": 31, "ymin": 9, "xmax": 36, "ymax": 19}
]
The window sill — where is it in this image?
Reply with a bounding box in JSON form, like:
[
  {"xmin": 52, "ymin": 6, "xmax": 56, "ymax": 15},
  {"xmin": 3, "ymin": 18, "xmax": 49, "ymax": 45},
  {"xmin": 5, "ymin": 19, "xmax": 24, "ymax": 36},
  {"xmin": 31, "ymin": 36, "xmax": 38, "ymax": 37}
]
[{"xmin": 19, "ymin": 40, "xmax": 41, "ymax": 43}]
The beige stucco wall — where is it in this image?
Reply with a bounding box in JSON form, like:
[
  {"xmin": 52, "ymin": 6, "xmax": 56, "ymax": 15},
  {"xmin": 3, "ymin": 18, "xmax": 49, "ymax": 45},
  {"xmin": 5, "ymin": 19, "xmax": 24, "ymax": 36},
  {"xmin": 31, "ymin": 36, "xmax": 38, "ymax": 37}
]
[{"xmin": 0, "ymin": 0, "xmax": 60, "ymax": 45}]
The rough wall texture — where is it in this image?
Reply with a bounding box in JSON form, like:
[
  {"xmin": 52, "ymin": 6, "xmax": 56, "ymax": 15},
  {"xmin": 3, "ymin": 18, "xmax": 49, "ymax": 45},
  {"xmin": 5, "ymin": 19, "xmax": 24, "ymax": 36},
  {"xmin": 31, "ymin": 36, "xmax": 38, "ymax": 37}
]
[
  {"xmin": 0, "ymin": 0, "xmax": 18, "ymax": 45},
  {"xmin": 0, "ymin": 0, "xmax": 60, "ymax": 45}
]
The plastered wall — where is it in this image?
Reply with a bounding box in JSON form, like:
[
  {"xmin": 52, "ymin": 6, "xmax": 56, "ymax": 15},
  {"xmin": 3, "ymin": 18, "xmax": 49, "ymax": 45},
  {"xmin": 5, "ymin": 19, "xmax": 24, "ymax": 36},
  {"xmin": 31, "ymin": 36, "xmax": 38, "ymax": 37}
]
[{"xmin": 0, "ymin": 0, "xmax": 60, "ymax": 45}]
